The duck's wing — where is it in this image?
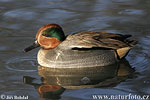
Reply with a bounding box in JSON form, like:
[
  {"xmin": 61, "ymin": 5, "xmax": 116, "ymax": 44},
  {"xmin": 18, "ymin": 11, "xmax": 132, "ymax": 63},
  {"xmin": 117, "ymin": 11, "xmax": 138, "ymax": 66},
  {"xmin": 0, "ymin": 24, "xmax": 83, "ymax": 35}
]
[
  {"xmin": 60, "ymin": 32, "xmax": 137, "ymax": 59},
  {"xmin": 64, "ymin": 32, "xmax": 137, "ymax": 49}
]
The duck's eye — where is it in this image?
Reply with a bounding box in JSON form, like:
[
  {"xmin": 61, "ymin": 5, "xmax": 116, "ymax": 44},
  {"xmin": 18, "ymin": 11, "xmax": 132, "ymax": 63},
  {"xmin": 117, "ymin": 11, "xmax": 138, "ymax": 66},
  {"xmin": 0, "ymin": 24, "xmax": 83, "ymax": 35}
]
[
  {"xmin": 41, "ymin": 28, "xmax": 52, "ymax": 37},
  {"xmin": 42, "ymin": 33, "xmax": 47, "ymax": 36}
]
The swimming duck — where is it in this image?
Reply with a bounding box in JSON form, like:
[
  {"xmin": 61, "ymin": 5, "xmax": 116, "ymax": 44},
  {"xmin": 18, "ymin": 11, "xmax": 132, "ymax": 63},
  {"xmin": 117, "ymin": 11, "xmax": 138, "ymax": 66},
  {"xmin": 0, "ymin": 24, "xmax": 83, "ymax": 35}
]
[{"xmin": 24, "ymin": 24, "xmax": 137, "ymax": 68}]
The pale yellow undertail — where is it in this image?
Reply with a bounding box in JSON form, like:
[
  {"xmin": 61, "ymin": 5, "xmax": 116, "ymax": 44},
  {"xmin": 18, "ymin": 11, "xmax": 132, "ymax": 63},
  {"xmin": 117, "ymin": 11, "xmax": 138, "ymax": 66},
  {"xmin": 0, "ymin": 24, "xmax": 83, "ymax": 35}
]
[{"xmin": 116, "ymin": 47, "xmax": 131, "ymax": 59}]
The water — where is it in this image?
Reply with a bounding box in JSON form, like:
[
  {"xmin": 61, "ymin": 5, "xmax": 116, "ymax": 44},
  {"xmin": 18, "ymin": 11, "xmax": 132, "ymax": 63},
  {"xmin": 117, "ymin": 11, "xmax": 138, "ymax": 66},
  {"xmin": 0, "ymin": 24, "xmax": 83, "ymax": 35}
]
[{"xmin": 0, "ymin": 0, "xmax": 150, "ymax": 100}]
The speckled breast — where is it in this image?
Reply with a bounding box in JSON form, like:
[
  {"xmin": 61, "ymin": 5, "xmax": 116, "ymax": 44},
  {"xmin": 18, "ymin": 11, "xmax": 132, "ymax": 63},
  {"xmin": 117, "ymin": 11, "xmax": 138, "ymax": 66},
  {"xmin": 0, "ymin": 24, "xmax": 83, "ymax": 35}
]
[{"xmin": 37, "ymin": 48, "xmax": 118, "ymax": 68}]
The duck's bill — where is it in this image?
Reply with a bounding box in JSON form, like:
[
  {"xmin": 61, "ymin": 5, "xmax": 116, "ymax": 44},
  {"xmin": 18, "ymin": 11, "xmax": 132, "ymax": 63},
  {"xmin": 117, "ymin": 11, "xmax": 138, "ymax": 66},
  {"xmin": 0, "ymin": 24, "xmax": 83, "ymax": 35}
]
[{"xmin": 24, "ymin": 41, "xmax": 40, "ymax": 52}]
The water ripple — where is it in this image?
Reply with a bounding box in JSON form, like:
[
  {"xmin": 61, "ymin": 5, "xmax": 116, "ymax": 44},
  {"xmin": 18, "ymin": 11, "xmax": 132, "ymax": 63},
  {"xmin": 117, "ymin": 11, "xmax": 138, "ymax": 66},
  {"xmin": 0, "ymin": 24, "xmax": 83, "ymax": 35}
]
[
  {"xmin": 3, "ymin": 9, "xmax": 37, "ymax": 20},
  {"xmin": 118, "ymin": 9, "xmax": 146, "ymax": 16},
  {"xmin": 128, "ymin": 36, "xmax": 150, "ymax": 72},
  {"xmin": 5, "ymin": 56, "xmax": 37, "ymax": 72}
]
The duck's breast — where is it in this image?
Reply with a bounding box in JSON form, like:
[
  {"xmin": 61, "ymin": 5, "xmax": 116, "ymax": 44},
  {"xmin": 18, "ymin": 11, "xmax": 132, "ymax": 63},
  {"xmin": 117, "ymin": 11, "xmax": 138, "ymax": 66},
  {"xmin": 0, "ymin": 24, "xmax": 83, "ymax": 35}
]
[{"xmin": 37, "ymin": 48, "xmax": 117, "ymax": 68}]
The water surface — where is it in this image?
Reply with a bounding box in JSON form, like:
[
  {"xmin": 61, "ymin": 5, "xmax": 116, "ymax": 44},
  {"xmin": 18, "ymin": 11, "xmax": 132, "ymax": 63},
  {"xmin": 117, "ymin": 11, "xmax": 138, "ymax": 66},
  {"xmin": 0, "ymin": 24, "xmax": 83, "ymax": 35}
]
[{"xmin": 0, "ymin": 0, "xmax": 150, "ymax": 100}]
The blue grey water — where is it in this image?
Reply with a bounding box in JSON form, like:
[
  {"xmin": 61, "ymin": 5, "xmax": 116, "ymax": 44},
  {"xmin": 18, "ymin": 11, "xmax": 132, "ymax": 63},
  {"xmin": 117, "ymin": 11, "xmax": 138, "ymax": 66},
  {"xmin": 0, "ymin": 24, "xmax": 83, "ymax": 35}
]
[{"xmin": 0, "ymin": 0, "xmax": 150, "ymax": 100}]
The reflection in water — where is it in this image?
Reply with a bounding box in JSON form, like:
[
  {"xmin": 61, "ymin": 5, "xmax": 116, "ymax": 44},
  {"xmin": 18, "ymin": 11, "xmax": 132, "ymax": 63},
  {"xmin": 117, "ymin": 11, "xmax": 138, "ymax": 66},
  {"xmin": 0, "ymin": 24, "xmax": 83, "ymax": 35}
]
[
  {"xmin": 24, "ymin": 59, "xmax": 134, "ymax": 99},
  {"xmin": 23, "ymin": 76, "xmax": 65, "ymax": 100},
  {"xmin": 38, "ymin": 63, "xmax": 119, "ymax": 87},
  {"xmin": 38, "ymin": 59, "xmax": 134, "ymax": 89}
]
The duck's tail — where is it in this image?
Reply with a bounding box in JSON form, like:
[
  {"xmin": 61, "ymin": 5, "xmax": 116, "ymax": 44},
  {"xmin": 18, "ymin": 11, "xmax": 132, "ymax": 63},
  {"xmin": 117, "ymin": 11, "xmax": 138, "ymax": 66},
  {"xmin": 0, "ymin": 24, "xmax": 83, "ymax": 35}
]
[
  {"xmin": 116, "ymin": 35, "xmax": 138, "ymax": 59},
  {"xmin": 127, "ymin": 40, "xmax": 138, "ymax": 47},
  {"xmin": 118, "ymin": 34, "xmax": 138, "ymax": 47}
]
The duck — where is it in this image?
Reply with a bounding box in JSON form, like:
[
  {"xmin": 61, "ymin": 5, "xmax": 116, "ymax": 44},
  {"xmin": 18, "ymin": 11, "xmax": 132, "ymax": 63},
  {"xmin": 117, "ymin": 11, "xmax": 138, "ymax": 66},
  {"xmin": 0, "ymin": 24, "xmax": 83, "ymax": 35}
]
[{"xmin": 24, "ymin": 24, "xmax": 137, "ymax": 68}]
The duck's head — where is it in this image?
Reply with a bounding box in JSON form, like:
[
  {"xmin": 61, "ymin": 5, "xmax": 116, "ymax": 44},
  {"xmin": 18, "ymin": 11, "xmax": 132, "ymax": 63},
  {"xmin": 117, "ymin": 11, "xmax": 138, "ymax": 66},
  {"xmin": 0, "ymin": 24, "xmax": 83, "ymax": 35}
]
[{"xmin": 24, "ymin": 24, "xmax": 65, "ymax": 52}]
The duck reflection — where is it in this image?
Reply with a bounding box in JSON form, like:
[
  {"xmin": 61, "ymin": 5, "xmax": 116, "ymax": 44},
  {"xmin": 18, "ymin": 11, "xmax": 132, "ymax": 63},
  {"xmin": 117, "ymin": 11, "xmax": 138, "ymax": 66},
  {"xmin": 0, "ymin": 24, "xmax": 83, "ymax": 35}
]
[
  {"xmin": 23, "ymin": 59, "xmax": 134, "ymax": 100},
  {"xmin": 38, "ymin": 59, "xmax": 134, "ymax": 88},
  {"xmin": 23, "ymin": 76, "xmax": 65, "ymax": 100}
]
